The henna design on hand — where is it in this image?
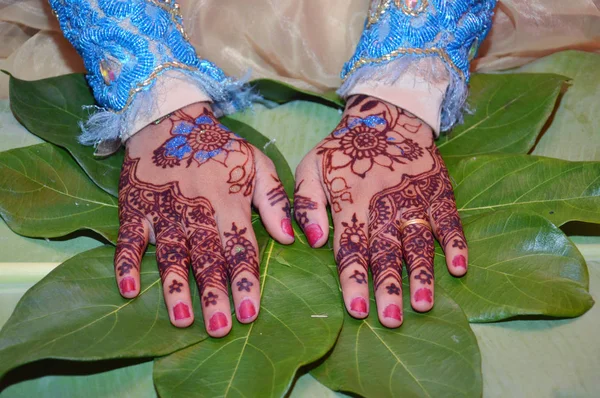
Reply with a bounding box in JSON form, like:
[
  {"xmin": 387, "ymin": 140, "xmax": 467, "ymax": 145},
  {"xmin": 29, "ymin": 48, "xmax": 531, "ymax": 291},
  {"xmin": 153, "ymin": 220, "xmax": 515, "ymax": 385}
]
[
  {"xmin": 118, "ymin": 155, "xmax": 229, "ymax": 301},
  {"xmin": 168, "ymin": 279, "xmax": 184, "ymax": 294},
  {"xmin": 349, "ymin": 270, "xmax": 367, "ymax": 284},
  {"xmin": 151, "ymin": 108, "xmax": 255, "ymax": 196},
  {"xmin": 267, "ymin": 174, "xmax": 291, "ymax": 219},
  {"xmin": 336, "ymin": 214, "xmax": 368, "ymax": 276},
  {"xmin": 318, "ymin": 96, "xmax": 425, "ymax": 212},
  {"xmin": 203, "ymin": 292, "xmax": 219, "ymax": 307},
  {"xmin": 224, "ymin": 223, "xmax": 260, "ymax": 282},
  {"xmin": 386, "ymin": 283, "xmax": 401, "ymax": 295},
  {"xmin": 236, "ymin": 277, "xmax": 254, "ymax": 292},
  {"xmin": 293, "ymin": 180, "xmax": 318, "ymax": 229}
]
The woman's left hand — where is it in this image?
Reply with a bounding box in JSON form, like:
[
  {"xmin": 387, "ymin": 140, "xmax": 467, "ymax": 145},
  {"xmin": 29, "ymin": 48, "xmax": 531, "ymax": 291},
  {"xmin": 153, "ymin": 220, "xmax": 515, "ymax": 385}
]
[{"xmin": 294, "ymin": 95, "xmax": 467, "ymax": 327}]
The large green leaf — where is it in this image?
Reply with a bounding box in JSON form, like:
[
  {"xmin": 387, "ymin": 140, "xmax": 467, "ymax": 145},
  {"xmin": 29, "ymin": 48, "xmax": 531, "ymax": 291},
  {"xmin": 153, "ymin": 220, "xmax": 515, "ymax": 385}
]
[
  {"xmin": 251, "ymin": 78, "xmax": 344, "ymax": 108},
  {"xmin": 0, "ymin": 246, "xmax": 207, "ymax": 381},
  {"xmin": 311, "ymin": 287, "xmax": 482, "ymax": 398},
  {"xmin": 453, "ymin": 154, "xmax": 600, "ymax": 226},
  {"xmin": 8, "ymin": 73, "xmax": 123, "ymax": 197},
  {"xmin": 153, "ymin": 234, "xmax": 344, "ymax": 398},
  {"xmin": 436, "ymin": 211, "xmax": 594, "ymax": 322},
  {"xmin": 0, "ymin": 143, "xmax": 118, "ymax": 242},
  {"xmin": 437, "ymin": 73, "xmax": 566, "ymax": 158},
  {"xmin": 518, "ymin": 51, "xmax": 600, "ymax": 162}
]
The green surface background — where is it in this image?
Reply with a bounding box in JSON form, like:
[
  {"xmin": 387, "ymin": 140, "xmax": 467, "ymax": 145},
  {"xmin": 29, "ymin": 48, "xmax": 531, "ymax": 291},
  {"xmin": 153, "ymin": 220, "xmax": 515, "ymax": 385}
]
[{"xmin": 1, "ymin": 51, "xmax": 599, "ymax": 396}]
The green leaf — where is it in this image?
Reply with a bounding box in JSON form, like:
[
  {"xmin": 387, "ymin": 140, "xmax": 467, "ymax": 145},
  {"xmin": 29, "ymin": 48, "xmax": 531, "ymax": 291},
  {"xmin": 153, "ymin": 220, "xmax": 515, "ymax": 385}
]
[
  {"xmin": 153, "ymin": 236, "xmax": 344, "ymax": 398},
  {"xmin": 0, "ymin": 143, "xmax": 118, "ymax": 242},
  {"xmin": 251, "ymin": 78, "xmax": 344, "ymax": 108},
  {"xmin": 221, "ymin": 117, "xmax": 294, "ymax": 195},
  {"xmin": 518, "ymin": 51, "xmax": 600, "ymax": 162},
  {"xmin": 9, "ymin": 73, "xmax": 123, "ymax": 197},
  {"xmin": 0, "ymin": 246, "xmax": 207, "ymax": 380},
  {"xmin": 436, "ymin": 211, "xmax": 594, "ymax": 322},
  {"xmin": 437, "ymin": 73, "xmax": 566, "ymax": 158},
  {"xmin": 229, "ymin": 101, "xmax": 340, "ymax": 171},
  {"xmin": 453, "ymin": 154, "xmax": 600, "ymax": 226},
  {"xmin": 311, "ymin": 287, "xmax": 482, "ymax": 398}
]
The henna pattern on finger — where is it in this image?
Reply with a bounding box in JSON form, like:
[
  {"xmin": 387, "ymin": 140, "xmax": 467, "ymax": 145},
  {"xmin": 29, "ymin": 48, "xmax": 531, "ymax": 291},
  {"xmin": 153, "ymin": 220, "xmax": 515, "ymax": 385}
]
[
  {"xmin": 336, "ymin": 214, "xmax": 369, "ymax": 277},
  {"xmin": 236, "ymin": 277, "xmax": 254, "ymax": 292},
  {"xmin": 168, "ymin": 279, "xmax": 184, "ymax": 294},
  {"xmin": 224, "ymin": 223, "xmax": 260, "ymax": 283},
  {"xmin": 203, "ymin": 292, "xmax": 219, "ymax": 307},
  {"xmin": 293, "ymin": 180, "xmax": 319, "ymax": 229},
  {"xmin": 349, "ymin": 270, "xmax": 367, "ymax": 284},
  {"xmin": 267, "ymin": 174, "xmax": 291, "ymax": 219},
  {"xmin": 386, "ymin": 283, "xmax": 401, "ymax": 295},
  {"xmin": 151, "ymin": 108, "xmax": 255, "ymax": 196}
]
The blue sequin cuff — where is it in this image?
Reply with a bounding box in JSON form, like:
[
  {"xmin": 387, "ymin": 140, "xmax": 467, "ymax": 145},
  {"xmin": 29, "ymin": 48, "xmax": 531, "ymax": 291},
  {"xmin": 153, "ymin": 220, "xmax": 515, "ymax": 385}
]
[
  {"xmin": 339, "ymin": 0, "xmax": 496, "ymax": 131},
  {"xmin": 49, "ymin": 0, "xmax": 256, "ymax": 146}
]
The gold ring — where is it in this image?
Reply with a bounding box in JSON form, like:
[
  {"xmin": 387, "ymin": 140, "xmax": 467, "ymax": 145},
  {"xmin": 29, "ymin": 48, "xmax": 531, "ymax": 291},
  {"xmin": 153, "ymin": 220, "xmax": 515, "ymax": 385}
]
[{"xmin": 399, "ymin": 218, "xmax": 431, "ymax": 232}]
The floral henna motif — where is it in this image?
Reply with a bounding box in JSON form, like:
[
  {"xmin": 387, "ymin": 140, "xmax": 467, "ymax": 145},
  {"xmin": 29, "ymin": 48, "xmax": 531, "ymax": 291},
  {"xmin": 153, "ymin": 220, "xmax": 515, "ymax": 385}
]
[
  {"xmin": 224, "ymin": 223, "xmax": 260, "ymax": 282},
  {"xmin": 336, "ymin": 214, "xmax": 368, "ymax": 276},
  {"xmin": 168, "ymin": 279, "xmax": 184, "ymax": 294},
  {"xmin": 386, "ymin": 283, "xmax": 401, "ymax": 295},
  {"xmin": 236, "ymin": 277, "xmax": 254, "ymax": 292},
  {"xmin": 151, "ymin": 108, "xmax": 255, "ymax": 196},
  {"xmin": 203, "ymin": 292, "xmax": 219, "ymax": 307},
  {"xmin": 293, "ymin": 180, "xmax": 318, "ymax": 229},
  {"xmin": 318, "ymin": 96, "xmax": 425, "ymax": 212},
  {"xmin": 349, "ymin": 270, "xmax": 367, "ymax": 284},
  {"xmin": 118, "ymin": 155, "xmax": 229, "ymax": 300}
]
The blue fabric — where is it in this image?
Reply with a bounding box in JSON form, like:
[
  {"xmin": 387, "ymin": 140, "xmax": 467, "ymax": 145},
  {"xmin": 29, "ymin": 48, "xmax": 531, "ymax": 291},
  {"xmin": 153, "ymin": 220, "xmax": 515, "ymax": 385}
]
[
  {"xmin": 49, "ymin": 0, "xmax": 254, "ymax": 145},
  {"xmin": 340, "ymin": 0, "xmax": 496, "ymax": 131}
]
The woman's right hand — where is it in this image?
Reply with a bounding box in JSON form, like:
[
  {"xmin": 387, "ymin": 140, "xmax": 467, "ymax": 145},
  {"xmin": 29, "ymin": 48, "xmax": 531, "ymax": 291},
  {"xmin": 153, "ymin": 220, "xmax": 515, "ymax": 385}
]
[{"xmin": 114, "ymin": 102, "xmax": 294, "ymax": 338}]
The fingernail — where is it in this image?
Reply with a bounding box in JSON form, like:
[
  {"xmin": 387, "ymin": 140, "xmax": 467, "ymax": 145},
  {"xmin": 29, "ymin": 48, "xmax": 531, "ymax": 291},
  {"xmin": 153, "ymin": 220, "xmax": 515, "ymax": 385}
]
[
  {"xmin": 239, "ymin": 299, "xmax": 257, "ymax": 320},
  {"xmin": 452, "ymin": 254, "xmax": 467, "ymax": 269},
  {"xmin": 209, "ymin": 312, "xmax": 228, "ymax": 331},
  {"xmin": 350, "ymin": 297, "xmax": 368, "ymax": 314},
  {"xmin": 119, "ymin": 277, "xmax": 136, "ymax": 294},
  {"xmin": 305, "ymin": 224, "xmax": 323, "ymax": 247},
  {"xmin": 383, "ymin": 304, "xmax": 402, "ymax": 321},
  {"xmin": 173, "ymin": 302, "xmax": 191, "ymax": 320},
  {"xmin": 281, "ymin": 218, "xmax": 294, "ymax": 237},
  {"xmin": 414, "ymin": 288, "xmax": 433, "ymax": 303}
]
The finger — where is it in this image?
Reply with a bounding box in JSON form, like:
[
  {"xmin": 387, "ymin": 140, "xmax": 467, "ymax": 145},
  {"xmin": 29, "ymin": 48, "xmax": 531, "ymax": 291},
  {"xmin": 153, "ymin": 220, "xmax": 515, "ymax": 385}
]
[
  {"xmin": 186, "ymin": 202, "xmax": 231, "ymax": 338},
  {"xmin": 294, "ymin": 158, "xmax": 329, "ymax": 248},
  {"xmin": 369, "ymin": 196, "xmax": 404, "ymax": 328},
  {"xmin": 114, "ymin": 216, "xmax": 149, "ymax": 298},
  {"xmin": 400, "ymin": 213, "xmax": 436, "ymax": 313},
  {"xmin": 217, "ymin": 211, "xmax": 261, "ymax": 324},
  {"xmin": 334, "ymin": 210, "xmax": 370, "ymax": 319},
  {"xmin": 429, "ymin": 177, "xmax": 468, "ymax": 277},
  {"xmin": 155, "ymin": 221, "xmax": 194, "ymax": 328},
  {"xmin": 252, "ymin": 151, "xmax": 294, "ymax": 244}
]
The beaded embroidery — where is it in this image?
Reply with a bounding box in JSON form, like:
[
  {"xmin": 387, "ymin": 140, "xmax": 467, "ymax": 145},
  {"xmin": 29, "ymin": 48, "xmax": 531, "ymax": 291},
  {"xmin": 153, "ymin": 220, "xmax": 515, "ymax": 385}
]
[
  {"xmin": 341, "ymin": 0, "xmax": 496, "ymax": 131},
  {"xmin": 49, "ymin": 0, "xmax": 253, "ymax": 146}
]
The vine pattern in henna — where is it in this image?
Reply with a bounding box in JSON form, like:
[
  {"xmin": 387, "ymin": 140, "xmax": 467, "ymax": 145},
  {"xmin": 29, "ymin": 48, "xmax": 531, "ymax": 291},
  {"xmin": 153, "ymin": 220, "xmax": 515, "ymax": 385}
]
[
  {"xmin": 336, "ymin": 214, "xmax": 369, "ymax": 278},
  {"xmin": 223, "ymin": 223, "xmax": 260, "ymax": 284},
  {"xmin": 293, "ymin": 180, "xmax": 318, "ymax": 229},
  {"xmin": 151, "ymin": 108, "xmax": 255, "ymax": 196},
  {"xmin": 116, "ymin": 155, "xmax": 229, "ymax": 307},
  {"xmin": 317, "ymin": 96, "xmax": 425, "ymax": 212},
  {"xmin": 267, "ymin": 175, "xmax": 291, "ymax": 218}
]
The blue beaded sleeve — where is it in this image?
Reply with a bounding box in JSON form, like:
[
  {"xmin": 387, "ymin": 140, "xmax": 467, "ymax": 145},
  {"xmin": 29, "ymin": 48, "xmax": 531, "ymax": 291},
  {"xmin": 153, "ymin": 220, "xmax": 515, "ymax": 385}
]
[
  {"xmin": 339, "ymin": 0, "xmax": 496, "ymax": 131},
  {"xmin": 49, "ymin": 0, "xmax": 256, "ymax": 146}
]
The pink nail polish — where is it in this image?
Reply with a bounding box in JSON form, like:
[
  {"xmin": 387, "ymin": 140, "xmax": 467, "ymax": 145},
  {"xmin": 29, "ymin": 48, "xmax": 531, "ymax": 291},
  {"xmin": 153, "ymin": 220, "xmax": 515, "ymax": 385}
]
[
  {"xmin": 119, "ymin": 277, "xmax": 136, "ymax": 294},
  {"xmin": 350, "ymin": 297, "xmax": 368, "ymax": 314},
  {"xmin": 209, "ymin": 312, "xmax": 228, "ymax": 331},
  {"xmin": 239, "ymin": 299, "xmax": 257, "ymax": 320},
  {"xmin": 281, "ymin": 218, "xmax": 294, "ymax": 237},
  {"xmin": 414, "ymin": 288, "xmax": 433, "ymax": 303},
  {"xmin": 173, "ymin": 302, "xmax": 191, "ymax": 320},
  {"xmin": 383, "ymin": 304, "xmax": 402, "ymax": 321},
  {"xmin": 452, "ymin": 255, "xmax": 467, "ymax": 269},
  {"xmin": 305, "ymin": 224, "xmax": 323, "ymax": 247}
]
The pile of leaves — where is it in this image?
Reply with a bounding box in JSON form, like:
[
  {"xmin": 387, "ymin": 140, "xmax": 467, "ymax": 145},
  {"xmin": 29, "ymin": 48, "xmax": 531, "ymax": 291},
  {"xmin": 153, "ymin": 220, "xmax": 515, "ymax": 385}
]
[{"xmin": 0, "ymin": 65, "xmax": 597, "ymax": 397}]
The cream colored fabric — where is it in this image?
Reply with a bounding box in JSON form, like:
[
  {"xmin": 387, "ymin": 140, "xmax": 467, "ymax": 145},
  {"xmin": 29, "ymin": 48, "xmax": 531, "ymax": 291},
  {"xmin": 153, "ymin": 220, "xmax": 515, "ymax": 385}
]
[{"xmin": 1, "ymin": 0, "xmax": 598, "ymax": 98}]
